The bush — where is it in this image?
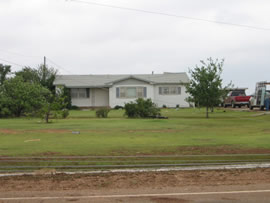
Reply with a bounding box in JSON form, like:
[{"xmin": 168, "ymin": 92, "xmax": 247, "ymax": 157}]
[
  {"xmin": 96, "ymin": 108, "xmax": 110, "ymax": 118},
  {"xmin": 70, "ymin": 105, "xmax": 80, "ymax": 110},
  {"xmin": 124, "ymin": 102, "xmax": 138, "ymax": 118},
  {"xmin": 176, "ymin": 104, "xmax": 180, "ymax": 108},
  {"xmin": 162, "ymin": 104, "xmax": 167, "ymax": 108},
  {"xmin": 124, "ymin": 98, "xmax": 160, "ymax": 118},
  {"xmin": 114, "ymin": 105, "xmax": 124, "ymax": 110}
]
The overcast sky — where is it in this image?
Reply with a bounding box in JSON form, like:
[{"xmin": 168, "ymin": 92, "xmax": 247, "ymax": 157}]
[{"xmin": 0, "ymin": 0, "xmax": 269, "ymax": 93}]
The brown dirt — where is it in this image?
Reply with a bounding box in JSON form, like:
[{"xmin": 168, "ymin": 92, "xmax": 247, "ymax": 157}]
[
  {"xmin": 262, "ymin": 129, "xmax": 270, "ymax": 133},
  {"xmin": 29, "ymin": 129, "xmax": 70, "ymax": 134},
  {"xmin": 34, "ymin": 146, "xmax": 270, "ymax": 157},
  {"xmin": 0, "ymin": 129, "xmax": 19, "ymax": 134},
  {"xmin": 0, "ymin": 129, "xmax": 70, "ymax": 135},
  {"xmin": 174, "ymin": 146, "xmax": 270, "ymax": 155},
  {"xmin": 1, "ymin": 168, "xmax": 270, "ymax": 192}
]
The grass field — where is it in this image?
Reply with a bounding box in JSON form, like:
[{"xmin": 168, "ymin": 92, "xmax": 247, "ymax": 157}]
[{"xmin": 1, "ymin": 108, "xmax": 270, "ymax": 157}]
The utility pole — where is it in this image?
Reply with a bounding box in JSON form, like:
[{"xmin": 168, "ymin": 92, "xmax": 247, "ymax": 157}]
[
  {"xmin": 43, "ymin": 56, "xmax": 46, "ymax": 82},
  {"xmin": 44, "ymin": 56, "xmax": 46, "ymax": 68}
]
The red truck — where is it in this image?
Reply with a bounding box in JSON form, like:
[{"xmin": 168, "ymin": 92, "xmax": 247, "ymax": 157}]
[{"xmin": 224, "ymin": 89, "xmax": 251, "ymax": 108}]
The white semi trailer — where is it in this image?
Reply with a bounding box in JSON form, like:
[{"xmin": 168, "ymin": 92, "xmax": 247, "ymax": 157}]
[{"xmin": 249, "ymin": 81, "xmax": 270, "ymax": 110}]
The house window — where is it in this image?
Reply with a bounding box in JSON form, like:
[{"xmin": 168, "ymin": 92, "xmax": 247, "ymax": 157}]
[
  {"xmin": 159, "ymin": 86, "xmax": 181, "ymax": 95},
  {"xmin": 126, "ymin": 87, "xmax": 137, "ymax": 98},
  {"xmin": 116, "ymin": 87, "xmax": 147, "ymax": 98},
  {"xmin": 71, "ymin": 88, "xmax": 90, "ymax": 99}
]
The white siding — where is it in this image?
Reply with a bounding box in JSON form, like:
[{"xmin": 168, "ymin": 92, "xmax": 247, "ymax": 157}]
[
  {"xmin": 71, "ymin": 88, "xmax": 109, "ymax": 107},
  {"xmin": 153, "ymin": 85, "xmax": 190, "ymax": 108},
  {"xmin": 72, "ymin": 98, "xmax": 92, "ymax": 107},
  {"xmin": 109, "ymin": 84, "xmax": 154, "ymax": 107},
  {"xmin": 69, "ymin": 82, "xmax": 190, "ymax": 108}
]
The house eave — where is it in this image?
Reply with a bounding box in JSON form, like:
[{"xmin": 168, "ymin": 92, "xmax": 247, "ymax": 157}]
[
  {"xmin": 106, "ymin": 75, "xmax": 155, "ymax": 85},
  {"xmin": 65, "ymin": 85, "xmax": 110, "ymax": 88}
]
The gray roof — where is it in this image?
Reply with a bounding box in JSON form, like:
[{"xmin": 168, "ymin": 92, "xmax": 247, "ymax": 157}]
[{"xmin": 54, "ymin": 72, "xmax": 189, "ymax": 88}]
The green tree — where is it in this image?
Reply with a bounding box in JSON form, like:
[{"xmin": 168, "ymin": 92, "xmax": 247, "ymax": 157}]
[
  {"xmin": 0, "ymin": 77, "xmax": 50, "ymax": 117},
  {"xmin": 39, "ymin": 86, "xmax": 68, "ymax": 123},
  {"xmin": 185, "ymin": 58, "xmax": 230, "ymax": 118},
  {"xmin": 37, "ymin": 64, "xmax": 57, "ymax": 92},
  {"xmin": 63, "ymin": 86, "xmax": 72, "ymax": 109},
  {"xmin": 0, "ymin": 64, "xmax": 11, "ymax": 85},
  {"xmin": 15, "ymin": 67, "xmax": 39, "ymax": 83},
  {"xmin": 15, "ymin": 65, "xmax": 58, "ymax": 93}
]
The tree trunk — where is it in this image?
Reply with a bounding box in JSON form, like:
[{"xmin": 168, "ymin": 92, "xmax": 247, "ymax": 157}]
[
  {"xmin": 45, "ymin": 113, "xmax": 49, "ymax": 123},
  {"xmin": 206, "ymin": 106, "xmax": 209, "ymax": 118},
  {"xmin": 211, "ymin": 106, "xmax": 214, "ymax": 113},
  {"xmin": 16, "ymin": 108, "xmax": 22, "ymax": 117}
]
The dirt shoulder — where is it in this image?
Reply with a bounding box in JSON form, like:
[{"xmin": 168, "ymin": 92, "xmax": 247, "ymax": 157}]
[{"xmin": 1, "ymin": 168, "xmax": 270, "ymax": 192}]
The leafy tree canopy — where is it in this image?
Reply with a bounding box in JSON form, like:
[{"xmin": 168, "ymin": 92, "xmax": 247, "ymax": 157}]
[
  {"xmin": 0, "ymin": 64, "xmax": 11, "ymax": 85},
  {"xmin": 37, "ymin": 64, "xmax": 58, "ymax": 92},
  {"xmin": 185, "ymin": 58, "xmax": 231, "ymax": 118},
  {"xmin": 0, "ymin": 76, "xmax": 50, "ymax": 117},
  {"xmin": 15, "ymin": 64, "xmax": 57, "ymax": 93},
  {"xmin": 15, "ymin": 67, "xmax": 39, "ymax": 83}
]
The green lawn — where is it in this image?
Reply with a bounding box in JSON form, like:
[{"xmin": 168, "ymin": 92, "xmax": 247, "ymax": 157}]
[{"xmin": 0, "ymin": 108, "xmax": 270, "ymax": 157}]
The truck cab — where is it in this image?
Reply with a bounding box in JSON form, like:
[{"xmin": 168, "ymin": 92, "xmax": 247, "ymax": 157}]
[{"xmin": 224, "ymin": 88, "xmax": 250, "ymax": 108}]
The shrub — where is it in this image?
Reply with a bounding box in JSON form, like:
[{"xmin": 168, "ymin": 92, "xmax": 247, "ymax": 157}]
[
  {"xmin": 162, "ymin": 104, "xmax": 167, "ymax": 108},
  {"xmin": 96, "ymin": 108, "xmax": 110, "ymax": 118},
  {"xmin": 176, "ymin": 104, "xmax": 180, "ymax": 108},
  {"xmin": 70, "ymin": 105, "xmax": 80, "ymax": 110},
  {"xmin": 114, "ymin": 105, "xmax": 124, "ymax": 110},
  {"xmin": 124, "ymin": 98, "xmax": 160, "ymax": 118},
  {"xmin": 124, "ymin": 102, "xmax": 138, "ymax": 118}
]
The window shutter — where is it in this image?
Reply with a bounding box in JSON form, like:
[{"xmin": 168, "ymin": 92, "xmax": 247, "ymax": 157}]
[
  {"xmin": 178, "ymin": 87, "xmax": 181, "ymax": 94},
  {"xmin": 116, "ymin": 87, "xmax": 120, "ymax": 98},
  {"xmin": 159, "ymin": 87, "xmax": 162, "ymax": 95},
  {"xmin": 144, "ymin": 87, "xmax": 147, "ymax": 97}
]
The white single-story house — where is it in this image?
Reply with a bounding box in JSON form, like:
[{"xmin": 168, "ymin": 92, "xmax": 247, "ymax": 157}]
[{"xmin": 53, "ymin": 72, "xmax": 191, "ymax": 108}]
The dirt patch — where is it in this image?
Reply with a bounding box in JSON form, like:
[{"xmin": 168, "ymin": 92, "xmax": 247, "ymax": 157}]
[
  {"xmin": 29, "ymin": 129, "xmax": 70, "ymax": 134},
  {"xmin": 262, "ymin": 129, "xmax": 270, "ymax": 133},
  {"xmin": 0, "ymin": 129, "xmax": 70, "ymax": 135},
  {"xmin": 175, "ymin": 146, "xmax": 270, "ymax": 155},
  {"xmin": 0, "ymin": 129, "xmax": 20, "ymax": 134},
  {"xmin": 1, "ymin": 168, "xmax": 270, "ymax": 192}
]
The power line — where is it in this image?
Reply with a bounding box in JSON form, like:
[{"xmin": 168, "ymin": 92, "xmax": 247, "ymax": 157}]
[
  {"xmin": 46, "ymin": 58, "xmax": 108, "ymax": 89},
  {"xmin": 0, "ymin": 49, "xmax": 40, "ymax": 58},
  {"xmin": 46, "ymin": 58, "xmax": 75, "ymax": 75},
  {"xmin": 68, "ymin": 0, "xmax": 270, "ymax": 31},
  {"xmin": 0, "ymin": 58, "xmax": 26, "ymax": 68}
]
